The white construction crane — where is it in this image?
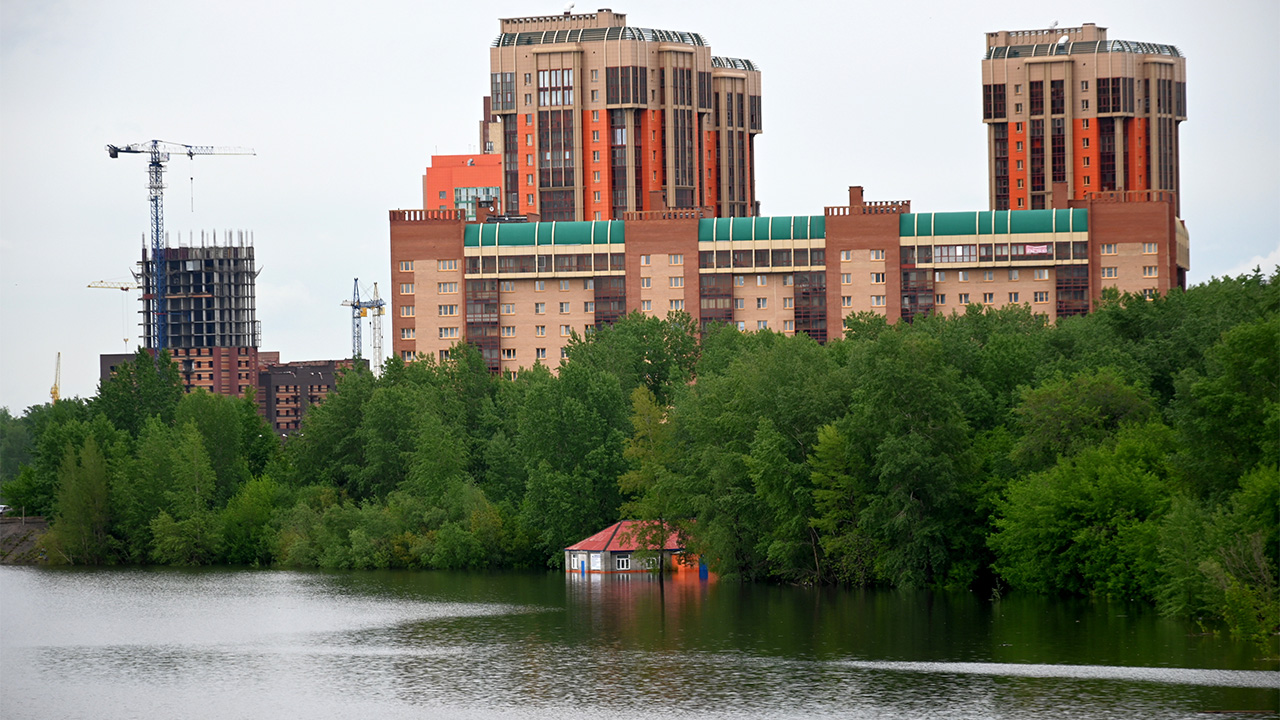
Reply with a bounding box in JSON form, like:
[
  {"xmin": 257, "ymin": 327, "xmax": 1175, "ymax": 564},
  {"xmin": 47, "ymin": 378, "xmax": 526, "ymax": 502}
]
[{"xmin": 341, "ymin": 279, "xmax": 385, "ymax": 375}]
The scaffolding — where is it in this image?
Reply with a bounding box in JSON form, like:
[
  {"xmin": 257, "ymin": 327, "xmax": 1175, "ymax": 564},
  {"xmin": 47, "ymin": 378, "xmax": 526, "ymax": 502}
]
[{"xmin": 135, "ymin": 229, "xmax": 261, "ymax": 349}]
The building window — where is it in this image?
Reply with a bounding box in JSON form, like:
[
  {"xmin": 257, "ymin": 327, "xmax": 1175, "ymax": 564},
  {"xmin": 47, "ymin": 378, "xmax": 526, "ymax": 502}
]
[
  {"xmin": 1143, "ymin": 266, "xmax": 1158, "ymax": 278},
  {"xmin": 593, "ymin": 171, "xmax": 601, "ymax": 183},
  {"xmin": 1082, "ymin": 138, "xmax": 1090, "ymax": 149},
  {"xmin": 734, "ymin": 275, "xmax": 745, "ymax": 286},
  {"xmin": 592, "ymin": 130, "xmax": 600, "ymax": 142},
  {"xmin": 1034, "ymin": 291, "xmax": 1049, "ymax": 303},
  {"xmin": 1081, "ymin": 99, "xmax": 1089, "ymax": 111},
  {"xmin": 526, "ymin": 134, "xmax": 533, "ymax": 146},
  {"xmin": 1083, "ymin": 157, "xmax": 1091, "ymax": 167},
  {"xmin": 439, "ymin": 327, "xmax": 459, "ymax": 339},
  {"xmin": 869, "ymin": 295, "xmax": 885, "ymax": 307},
  {"xmin": 754, "ymin": 275, "xmax": 765, "ymax": 286},
  {"xmin": 784, "ymin": 320, "xmax": 795, "ymax": 332},
  {"xmin": 502, "ymin": 348, "xmax": 516, "ymax": 360},
  {"xmin": 591, "ymin": 110, "xmax": 599, "ymax": 121},
  {"xmin": 399, "ymin": 260, "xmax": 414, "ymax": 272},
  {"xmin": 840, "ymin": 250, "xmax": 852, "ymax": 261},
  {"xmin": 783, "ymin": 297, "xmax": 794, "ymax": 309},
  {"xmin": 500, "ymin": 280, "xmax": 515, "ymax": 292},
  {"xmin": 870, "ymin": 249, "xmax": 885, "ymax": 261},
  {"xmin": 400, "ymin": 305, "xmax": 415, "ymax": 317},
  {"xmin": 594, "ymin": 191, "xmax": 601, "ymax": 202},
  {"xmin": 535, "ymin": 302, "xmax": 546, "ymax": 314},
  {"xmin": 438, "ymin": 282, "xmax": 458, "ymax": 294},
  {"xmin": 958, "ymin": 271, "xmax": 969, "ymax": 282},
  {"xmin": 1102, "ymin": 267, "xmax": 1118, "ymax": 278},
  {"xmin": 983, "ymin": 271, "xmax": 994, "ymax": 282},
  {"xmin": 934, "ymin": 271, "xmax": 946, "ymax": 282},
  {"xmin": 501, "ymin": 303, "xmax": 515, "ymax": 314},
  {"xmin": 560, "ymin": 325, "xmax": 571, "ymax": 336},
  {"xmin": 527, "ymin": 174, "xmax": 534, "ymax": 186},
  {"xmin": 400, "ymin": 328, "xmax": 415, "ymax": 340},
  {"xmin": 439, "ymin": 304, "xmax": 458, "ymax": 316},
  {"xmin": 757, "ymin": 320, "xmax": 769, "ymax": 330},
  {"xmin": 756, "ymin": 297, "xmax": 768, "ymax": 309},
  {"xmin": 592, "ymin": 152, "xmax": 600, "ymax": 163},
  {"xmin": 438, "ymin": 259, "xmax": 457, "ymax": 271},
  {"xmin": 561, "ymin": 348, "xmax": 569, "ymax": 359},
  {"xmin": 559, "ymin": 280, "xmax": 570, "ymax": 291},
  {"xmin": 1016, "ymin": 141, "xmax": 1023, "ymax": 152},
  {"xmin": 501, "ymin": 326, "xmax": 515, "ymax": 337},
  {"xmin": 734, "ymin": 298, "xmax": 745, "ymax": 310},
  {"xmin": 536, "ymin": 348, "xmax": 547, "ymax": 360},
  {"xmin": 536, "ymin": 325, "xmax": 546, "ymax": 337},
  {"xmin": 1101, "ymin": 244, "xmax": 1117, "ymax": 255},
  {"xmin": 584, "ymin": 278, "xmax": 594, "ymax": 290},
  {"xmin": 1081, "ymin": 80, "xmax": 1089, "ymax": 91},
  {"xmin": 1014, "ymin": 84, "xmax": 1022, "ymax": 94},
  {"xmin": 670, "ymin": 299, "xmax": 684, "ymax": 311},
  {"xmin": 641, "ymin": 277, "xmax": 651, "ymax": 288},
  {"xmin": 591, "ymin": 89, "xmax": 599, "ymax": 101},
  {"xmin": 669, "ymin": 254, "xmax": 683, "ymax": 265},
  {"xmin": 1015, "ymin": 122, "xmax": 1023, "ymax": 133},
  {"xmin": 559, "ymin": 302, "xmax": 570, "ymax": 313},
  {"xmin": 527, "ymin": 194, "xmax": 534, "ymax": 205},
  {"xmin": 1009, "ymin": 292, "xmax": 1020, "ymax": 303},
  {"xmin": 1034, "ymin": 268, "xmax": 1049, "ymax": 280},
  {"xmin": 584, "ymin": 301, "xmax": 595, "ymax": 312},
  {"xmin": 982, "ymin": 293, "xmax": 994, "ymax": 304},
  {"xmin": 670, "ymin": 277, "xmax": 684, "ymax": 288},
  {"xmin": 1143, "ymin": 243, "xmax": 1158, "ymax": 254},
  {"xmin": 958, "ymin": 293, "xmax": 970, "ymax": 304},
  {"xmin": 783, "ymin": 275, "xmax": 794, "ymax": 287},
  {"xmin": 935, "ymin": 294, "xmax": 946, "ymax": 305},
  {"xmin": 641, "ymin": 255, "xmax": 651, "ymax": 266},
  {"xmin": 841, "ymin": 273, "xmax": 852, "ymax": 285},
  {"xmin": 1014, "ymin": 103, "xmax": 1022, "ymax": 113},
  {"xmin": 1083, "ymin": 176, "xmax": 1091, "ymax": 186},
  {"xmin": 736, "ymin": 321, "xmax": 746, "ymax": 331},
  {"xmin": 401, "ymin": 350, "xmax": 415, "ymax": 362},
  {"xmin": 535, "ymin": 280, "xmax": 546, "ymax": 291},
  {"xmin": 1082, "ymin": 118, "xmax": 1090, "ymax": 129},
  {"xmin": 1008, "ymin": 269, "xmax": 1019, "ymax": 281},
  {"xmin": 641, "ymin": 300, "xmax": 652, "ymax": 312},
  {"xmin": 400, "ymin": 283, "xmax": 415, "ymax": 294}
]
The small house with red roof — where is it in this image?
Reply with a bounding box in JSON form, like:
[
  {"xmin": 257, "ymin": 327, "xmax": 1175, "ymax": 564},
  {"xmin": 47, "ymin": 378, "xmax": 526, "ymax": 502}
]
[{"xmin": 564, "ymin": 520, "xmax": 685, "ymax": 574}]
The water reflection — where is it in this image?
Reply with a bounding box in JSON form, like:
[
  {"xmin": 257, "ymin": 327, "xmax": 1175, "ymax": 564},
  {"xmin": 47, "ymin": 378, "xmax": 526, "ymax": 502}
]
[{"xmin": 1, "ymin": 566, "xmax": 1276, "ymax": 720}]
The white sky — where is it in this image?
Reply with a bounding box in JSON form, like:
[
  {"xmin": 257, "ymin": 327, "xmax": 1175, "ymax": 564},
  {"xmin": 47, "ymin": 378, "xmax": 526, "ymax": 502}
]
[{"xmin": 2, "ymin": 0, "xmax": 1277, "ymax": 414}]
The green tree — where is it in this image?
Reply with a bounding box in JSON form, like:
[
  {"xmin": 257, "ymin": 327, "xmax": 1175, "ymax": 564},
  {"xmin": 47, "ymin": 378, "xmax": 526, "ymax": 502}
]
[
  {"xmin": 93, "ymin": 347, "xmax": 183, "ymax": 436},
  {"xmin": 176, "ymin": 390, "xmax": 251, "ymax": 503},
  {"xmin": 990, "ymin": 421, "xmax": 1176, "ymax": 600},
  {"xmin": 149, "ymin": 423, "xmax": 222, "ymax": 564},
  {"xmin": 43, "ymin": 436, "xmax": 113, "ymax": 564},
  {"xmin": 810, "ymin": 421, "xmax": 877, "ymax": 586}
]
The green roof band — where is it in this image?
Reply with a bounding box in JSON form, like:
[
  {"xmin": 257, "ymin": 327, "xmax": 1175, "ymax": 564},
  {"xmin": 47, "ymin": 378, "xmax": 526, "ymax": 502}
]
[
  {"xmin": 900, "ymin": 209, "xmax": 1088, "ymax": 237},
  {"xmin": 464, "ymin": 220, "xmax": 625, "ymax": 247},
  {"xmin": 697, "ymin": 216, "xmax": 826, "ymax": 242}
]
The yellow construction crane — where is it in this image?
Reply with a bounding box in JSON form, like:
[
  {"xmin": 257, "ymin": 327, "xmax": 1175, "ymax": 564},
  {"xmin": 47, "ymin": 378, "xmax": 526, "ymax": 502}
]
[{"xmin": 51, "ymin": 352, "xmax": 61, "ymax": 404}]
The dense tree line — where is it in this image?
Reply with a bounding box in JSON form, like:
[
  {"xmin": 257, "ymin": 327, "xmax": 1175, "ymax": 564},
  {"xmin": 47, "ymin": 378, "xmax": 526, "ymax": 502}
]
[{"xmin": 1, "ymin": 270, "xmax": 1275, "ymax": 644}]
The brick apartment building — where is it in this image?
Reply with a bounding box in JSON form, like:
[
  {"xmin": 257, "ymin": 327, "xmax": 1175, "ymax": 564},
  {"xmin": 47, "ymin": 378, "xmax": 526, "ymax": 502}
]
[
  {"xmin": 483, "ymin": 8, "xmax": 763, "ymax": 221},
  {"xmin": 389, "ymin": 184, "xmax": 1189, "ymax": 372},
  {"xmin": 982, "ymin": 23, "xmax": 1187, "ymax": 213}
]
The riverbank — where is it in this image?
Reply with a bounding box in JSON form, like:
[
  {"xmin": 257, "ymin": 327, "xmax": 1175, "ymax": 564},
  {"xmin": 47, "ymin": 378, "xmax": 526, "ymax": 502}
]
[{"xmin": 0, "ymin": 517, "xmax": 47, "ymax": 564}]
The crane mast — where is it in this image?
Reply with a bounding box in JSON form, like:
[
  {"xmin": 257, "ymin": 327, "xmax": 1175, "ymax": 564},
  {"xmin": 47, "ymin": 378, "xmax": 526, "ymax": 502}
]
[
  {"xmin": 106, "ymin": 140, "xmax": 253, "ymax": 352},
  {"xmin": 341, "ymin": 278, "xmax": 386, "ymax": 374}
]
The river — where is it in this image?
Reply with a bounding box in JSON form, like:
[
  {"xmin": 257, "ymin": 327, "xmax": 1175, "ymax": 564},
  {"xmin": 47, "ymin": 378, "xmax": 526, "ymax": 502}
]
[{"xmin": 1, "ymin": 566, "xmax": 1275, "ymax": 719}]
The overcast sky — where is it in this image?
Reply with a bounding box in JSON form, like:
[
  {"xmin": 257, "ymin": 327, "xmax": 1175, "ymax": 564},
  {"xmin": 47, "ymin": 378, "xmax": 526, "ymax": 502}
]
[{"xmin": 1, "ymin": 0, "xmax": 1276, "ymax": 414}]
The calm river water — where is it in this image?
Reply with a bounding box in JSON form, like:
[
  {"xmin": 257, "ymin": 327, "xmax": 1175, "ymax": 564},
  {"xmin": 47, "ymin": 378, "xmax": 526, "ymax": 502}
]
[{"xmin": 1, "ymin": 566, "xmax": 1275, "ymax": 719}]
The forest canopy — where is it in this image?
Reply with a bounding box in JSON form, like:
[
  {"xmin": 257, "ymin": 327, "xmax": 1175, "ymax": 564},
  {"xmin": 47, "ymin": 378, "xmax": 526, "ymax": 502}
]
[{"xmin": 2, "ymin": 270, "xmax": 1276, "ymax": 643}]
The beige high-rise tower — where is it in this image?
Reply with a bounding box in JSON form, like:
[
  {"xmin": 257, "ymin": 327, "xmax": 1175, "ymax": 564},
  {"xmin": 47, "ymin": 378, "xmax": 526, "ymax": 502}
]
[
  {"xmin": 484, "ymin": 9, "xmax": 762, "ymax": 221},
  {"xmin": 981, "ymin": 23, "xmax": 1186, "ymax": 213}
]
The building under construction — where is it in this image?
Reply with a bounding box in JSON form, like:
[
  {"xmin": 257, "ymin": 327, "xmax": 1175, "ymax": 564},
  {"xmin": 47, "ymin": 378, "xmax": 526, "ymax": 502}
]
[{"xmin": 134, "ymin": 229, "xmax": 261, "ymax": 397}]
